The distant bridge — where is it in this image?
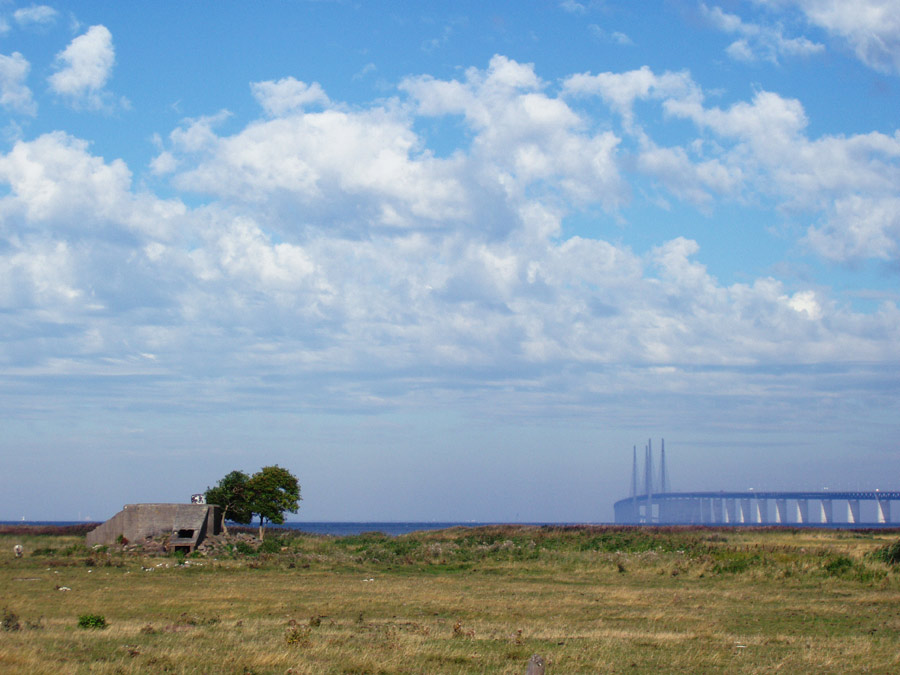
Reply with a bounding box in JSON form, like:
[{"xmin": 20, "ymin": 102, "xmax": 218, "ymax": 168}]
[
  {"xmin": 614, "ymin": 490, "xmax": 899, "ymax": 525},
  {"xmin": 614, "ymin": 440, "xmax": 898, "ymax": 525}
]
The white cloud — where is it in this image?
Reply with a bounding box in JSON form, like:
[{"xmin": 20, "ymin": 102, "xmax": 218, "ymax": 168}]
[
  {"xmin": 761, "ymin": 0, "xmax": 900, "ymax": 74},
  {"xmin": 701, "ymin": 3, "xmax": 824, "ymax": 64},
  {"xmin": 0, "ymin": 132, "xmax": 185, "ymax": 240},
  {"xmin": 1, "ymin": 56, "xmax": 898, "ymax": 429},
  {"xmin": 0, "ymin": 239, "xmax": 80, "ymax": 310},
  {"xmin": 250, "ymin": 77, "xmax": 329, "ymax": 117},
  {"xmin": 669, "ymin": 92, "xmax": 900, "ymax": 261},
  {"xmin": 149, "ymin": 150, "xmax": 178, "ymax": 175},
  {"xmin": 0, "ymin": 52, "xmax": 36, "ymax": 115},
  {"xmin": 805, "ymin": 195, "xmax": 900, "ymax": 261},
  {"xmin": 47, "ymin": 25, "xmax": 119, "ymax": 111},
  {"xmin": 665, "ymin": 89, "xmax": 808, "ymax": 148},
  {"xmin": 665, "ymin": 90, "xmax": 900, "ymax": 203},
  {"xmin": 160, "ymin": 56, "xmax": 624, "ymax": 239},
  {"xmin": 787, "ymin": 290, "xmax": 822, "ymax": 319},
  {"xmin": 565, "ymin": 62, "xmax": 900, "ymax": 262},
  {"xmin": 13, "ymin": 4, "xmax": 58, "ymax": 27},
  {"xmin": 167, "ymin": 105, "xmax": 471, "ymax": 231},
  {"xmin": 402, "ymin": 55, "xmax": 625, "ymax": 209},
  {"xmin": 352, "ymin": 63, "xmax": 377, "ymax": 81},
  {"xmin": 588, "ymin": 24, "xmax": 634, "ymax": 46},
  {"xmin": 636, "ymin": 143, "xmax": 741, "ymax": 206},
  {"xmin": 563, "ymin": 65, "xmax": 699, "ymax": 130},
  {"xmin": 560, "ymin": 0, "xmax": 588, "ymax": 14}
]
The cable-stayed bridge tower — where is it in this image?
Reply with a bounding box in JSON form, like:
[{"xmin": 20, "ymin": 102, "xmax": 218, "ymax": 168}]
[{"xmin": 628, "ymin": 439, "xmax": 669, "ymax": 523}]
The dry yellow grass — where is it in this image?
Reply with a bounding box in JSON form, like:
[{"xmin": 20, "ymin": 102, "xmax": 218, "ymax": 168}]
[{"xmin": 1, "ymin": 525, "xmax": 899, "ymax": 673}]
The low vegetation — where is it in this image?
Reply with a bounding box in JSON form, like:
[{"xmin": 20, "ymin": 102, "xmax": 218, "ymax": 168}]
[{"xmin": 2, "ymin": 525, "xmax": 900, "ymax": 673}]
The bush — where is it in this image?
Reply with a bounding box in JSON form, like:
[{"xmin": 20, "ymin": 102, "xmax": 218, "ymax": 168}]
[
  {"xmin": 2, "ymin": 608, "xmax": 20, "ymax": 632},
  {"xmin": 823, "ymin": 556, "xmax": 854, "ymax": 576},
  {"xmin": 285, "ymin": 621, "xmax": 310, "ymax": 646},
  {"xmin": 871, "ymin": 540, "xmax": 900, "ymax": 565},
  {"xmin": 258, "ymin": 536, "xmax": 284, "ymax": 554},
  {"xmin": 234, "ymin": 541, "xmax": 257, "ymax": 556},
  {"xmin": 77, "ymin": 614, "xmax": 107, "ymax": 630}
]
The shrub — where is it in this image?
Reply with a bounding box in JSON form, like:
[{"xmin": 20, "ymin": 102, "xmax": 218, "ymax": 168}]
[
  {"xmin": 258, "ymin": 536, "xmax": 283, "ymax": 554},
  {"xmin": 871, "ymin": 540, "xmax": 900, "ymax": 565},
  {"xmin": 285, "ymin": 621, "xmax": 310, "ymax": 645},
  {"xmin": 712, "ymin": 552, "xmax": 761, "ymax": 574},
  {"xmin": 823, "ymin": 556, "xmax": 854, "ymax": 576},
  {"xmin": 2, "ymin": 608, "xmax": 20, "ymax": 632},
  {"xmin": 235, "ymin": 541, "xmax": 257, "ymax": 556},
  {"xmin": 77, "ymin": 614, "xmax": 108, "ymax": 630}
]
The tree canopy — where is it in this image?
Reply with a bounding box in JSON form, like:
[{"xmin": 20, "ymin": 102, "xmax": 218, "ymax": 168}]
[
  {"xmin": 205, "ymin": 470, "xmax": 252, "ymax": 533},
  {"xmin": 206, "ymin": 465, "xmax": 301, "ymax": 539}
]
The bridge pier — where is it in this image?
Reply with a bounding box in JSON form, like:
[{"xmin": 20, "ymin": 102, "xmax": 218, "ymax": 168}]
[
  {"xmin": 725, "ymin": 499, "xmax": 737, "ymax": 523},
  {"xmin": 775, "ymin": 499, "xmax": 788, "ymax": 523},
  {"xmin": 819, "ymin": 499, "xmax": 833, "ymax": 524},
  {"xmin": 877, "ymin": 497, "xmax": 891, "ymax": 524},
  {"xmin": 795, "ymin": 499, "xmax": 809, "ymax": 524},
  {"xmin": 847, "ymin": 499, "xmax": 860, "ymax": 524}
]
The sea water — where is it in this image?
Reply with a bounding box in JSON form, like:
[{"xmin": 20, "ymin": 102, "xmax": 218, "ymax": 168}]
[{"xmin": 3, "ymin": 521, "xmax": 588, "ymax": 536}]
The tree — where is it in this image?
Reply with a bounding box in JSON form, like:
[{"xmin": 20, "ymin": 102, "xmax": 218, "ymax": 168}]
[
  {"xmin": 247, "ymin": 465, "xmax": 301, "ymax": 541},
  {"xmin": 205, "ymin": 470, "xmax": 252, "ymax": 534}
]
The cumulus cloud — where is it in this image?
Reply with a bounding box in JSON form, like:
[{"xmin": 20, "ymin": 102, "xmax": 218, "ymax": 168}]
[
  {"xmin": 13, "ymin": 4, "xmax": 58, "ymax": 27},
  {"xmin": 563, "ymin": 65, "xmax": 698, "ymax": 131},
  {"xmin": 153, "ymin": 57, "xmax": 626, "ymax": 242},
  {"xmin": 701, "ymin": 3, "xmax": 824, "ymax": 64},
  {"xmin": 165, "ymin": 105, "xmax": 471, "ymax": 232},
  {"xmin": 0, "ymin": 131, "xmax": 185, "ymax": 240},
  {"xmin": 565, "ymin": 62, "xmax": 900, "ymax": 263},
  {"xmin": 805, "ymin": 196, "xmax": 900, "ymax": 261},
  {"xmin": 250, "ymin": 77, "xmax": 329, "ymax": 116},
  {"xmin": 760, "ymin": 0, "xmax": 900, "ymax": 74},
  {"xmin": 0, "ymin": 52, "xmax": 36, "ymax": 115},
  {"xmin": 1, "ymin": 55, "xmax": 898, "ymax": 423},
  {"xmin": 47, "ymin": 25, "xmax": 120, "ymax": 110},
  {"xmin": 402, "ymin": 55, "xmax": 625, "ymax": 209}
]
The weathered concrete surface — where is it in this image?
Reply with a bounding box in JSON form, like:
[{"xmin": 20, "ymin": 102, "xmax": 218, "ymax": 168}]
[{"xmin": 86, "ymin": 504, "xmax": 222, "ymax": 552}]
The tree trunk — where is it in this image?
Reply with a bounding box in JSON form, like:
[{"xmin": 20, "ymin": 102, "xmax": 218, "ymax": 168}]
[{"xmin": 258, "ymin": 516, "xmax": 265, "ymax": 541}]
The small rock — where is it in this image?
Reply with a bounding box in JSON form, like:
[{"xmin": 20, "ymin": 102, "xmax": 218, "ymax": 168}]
[{"xmin": 526, "ymin": 654, "xmax": 545, "ymax": 675}]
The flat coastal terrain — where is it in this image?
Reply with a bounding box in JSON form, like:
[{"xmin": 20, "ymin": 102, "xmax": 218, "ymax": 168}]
[{"xmin": 2, "ymin": 525, "xmax": 899, "ymax": 673}]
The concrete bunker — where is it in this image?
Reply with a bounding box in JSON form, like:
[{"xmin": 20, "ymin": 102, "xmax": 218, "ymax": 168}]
[{"xmin": 86, "ymin": 503, "xmax": 223, "ymax": 552}]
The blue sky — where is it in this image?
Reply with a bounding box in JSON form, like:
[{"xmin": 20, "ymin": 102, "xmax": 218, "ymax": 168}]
[{"xmin": 1, "ymin": 1, "xmax": 899, "ymax": 522}]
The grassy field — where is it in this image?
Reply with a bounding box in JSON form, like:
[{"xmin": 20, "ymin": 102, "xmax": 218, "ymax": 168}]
[{"xmin": 2, "ymin": 525, "xmax": 900, "ymax": 674}]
